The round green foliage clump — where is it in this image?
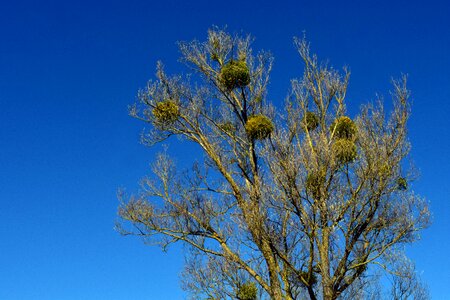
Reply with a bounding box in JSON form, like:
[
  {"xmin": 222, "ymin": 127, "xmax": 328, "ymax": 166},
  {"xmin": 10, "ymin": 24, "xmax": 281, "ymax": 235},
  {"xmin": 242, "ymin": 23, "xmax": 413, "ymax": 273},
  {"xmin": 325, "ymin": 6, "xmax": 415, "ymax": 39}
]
[
  {"xmin": 152, "ymin": 101, "xmax": 179, "ymax": 125},
  {"xmin": 330, "ymin": 116, "xmax": 357, "ymax": 140},
  {"xmin": 237, "ymin": 282, "xmax": 257, "ymax": 300},
  {"xmin": 306, "ymin": 171, "xmax": 325, "ymax": 199},
  {"xmin": 245, "ymin": 115, "xmax": 274, "ymax": 140},
  {"xmin": 219, "ymin": 60, "xmax": 251, "ymax": 90},
  {"xmin": 302, "ymin": 111, "xmax": 319, "ymax": 131},
  {"xmin": 332, "ymin": 139, "xmax": 357, "ymax": 164},
  {"xmin": 397, "ymin": 177, "xmax": 408, "ymax": 190}
]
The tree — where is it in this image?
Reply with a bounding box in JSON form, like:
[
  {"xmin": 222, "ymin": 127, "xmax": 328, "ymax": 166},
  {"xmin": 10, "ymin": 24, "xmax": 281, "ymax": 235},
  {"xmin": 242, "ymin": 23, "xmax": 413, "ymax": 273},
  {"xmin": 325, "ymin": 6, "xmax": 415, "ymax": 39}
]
[{"xmin": 117, "ymin": 28, "xmax": 430, "ymax": 300}]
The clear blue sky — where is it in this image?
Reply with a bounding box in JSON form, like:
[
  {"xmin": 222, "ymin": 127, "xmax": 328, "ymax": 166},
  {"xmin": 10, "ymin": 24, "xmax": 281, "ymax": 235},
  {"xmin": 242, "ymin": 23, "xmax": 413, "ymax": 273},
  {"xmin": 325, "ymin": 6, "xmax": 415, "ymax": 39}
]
[{"xmin": 1, "ymin": 0, "xmax": 449, "ymax": 299}]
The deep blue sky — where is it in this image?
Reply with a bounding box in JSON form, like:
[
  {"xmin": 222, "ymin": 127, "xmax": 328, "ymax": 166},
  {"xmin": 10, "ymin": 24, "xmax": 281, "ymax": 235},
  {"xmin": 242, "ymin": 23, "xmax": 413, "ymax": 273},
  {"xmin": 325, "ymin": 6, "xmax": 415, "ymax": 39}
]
[{"xmin": 1, "ymin": 0, "xmax": 449, "ymax": 299}]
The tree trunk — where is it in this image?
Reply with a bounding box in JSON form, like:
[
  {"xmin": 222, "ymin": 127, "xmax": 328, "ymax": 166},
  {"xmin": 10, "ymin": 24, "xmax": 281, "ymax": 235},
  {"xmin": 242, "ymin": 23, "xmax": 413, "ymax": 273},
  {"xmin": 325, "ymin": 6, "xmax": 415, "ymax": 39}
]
[
  {"xmin": 319, "ymin": 226, "xmax": 334, "ymax": 300},
  {"xmin": 260, "ymin": 241, "xmax": 284, "ymax": 300}
]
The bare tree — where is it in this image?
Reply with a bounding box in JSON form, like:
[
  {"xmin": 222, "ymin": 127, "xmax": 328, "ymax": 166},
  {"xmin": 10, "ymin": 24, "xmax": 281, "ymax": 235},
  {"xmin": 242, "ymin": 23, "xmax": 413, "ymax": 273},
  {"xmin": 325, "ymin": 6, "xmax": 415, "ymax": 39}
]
[{"xmin": 117, "ymin": 28, "xmax": 430, "ymax": 300}]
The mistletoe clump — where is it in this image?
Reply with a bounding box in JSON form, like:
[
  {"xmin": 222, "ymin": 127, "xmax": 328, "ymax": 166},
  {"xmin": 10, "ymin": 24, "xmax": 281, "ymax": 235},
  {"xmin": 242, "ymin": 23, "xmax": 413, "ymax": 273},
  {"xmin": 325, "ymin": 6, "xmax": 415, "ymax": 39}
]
[
  {"xmin": 330, "ymin": 116, "xmax": 357, "ymax": 140},
  {"xmin": 330, "ymin": 116, "xmax": 358, "ymax": 164},
  {"xmin": 306, "ymin": 170, "xmax": 326, "ymax": 199},
  {"xmin": 301, "ymin": 111, "xmax": 319, "ymax": 131},
  {"xmin": 236, "ymin": 282, "xmax": 257, "ymax": 300},
  {"xmin": 219, "ymin": 60, "xmax": 251, "ymax": 90},
  {"xmin": 332, "ymin": 138, "xmax": 357, "ymax": 164},
  {"xmin": 152, "ymin": 100, "xmax": 180, "ymax": 125},
  {"xmin": 245, "ymin": 115, "xmax": 274, "ymax": 140}
]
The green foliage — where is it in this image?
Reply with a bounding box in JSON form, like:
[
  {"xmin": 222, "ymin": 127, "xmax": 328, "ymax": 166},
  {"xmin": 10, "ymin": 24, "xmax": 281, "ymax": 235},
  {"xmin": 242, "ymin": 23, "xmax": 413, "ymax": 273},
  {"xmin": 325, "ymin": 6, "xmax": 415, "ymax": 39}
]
[
  {"xmin": 397, "ymin": 177, "xmax": 408, "ymax": 190},
  {"xmin": 152, "ymin": 101, "xmax": 179, "ymax": 125},
  {"xmin": 245, "ymin": 115, "xmax": 274, "ymax": 140},
  {"xmin": 306, "ymin": 170, "xmax": 325, "ymax": 199},
  {"xmin": 332, "ymin": 139, "xmax": 357, "ymax": 164},
  {"xmin": 219, "ymin": 60, "xmax": 251, "ymax": 90},
  {"xmin": 302, "ymin": 111, "xmax": 319, "ymax": 131},
  {"xmin": 237, "ymin": 282, "xmax": 258, "ymax": 300},
  {"xmin": 330, "ymin": 116, "xmax": 357, "ymax": 140}
]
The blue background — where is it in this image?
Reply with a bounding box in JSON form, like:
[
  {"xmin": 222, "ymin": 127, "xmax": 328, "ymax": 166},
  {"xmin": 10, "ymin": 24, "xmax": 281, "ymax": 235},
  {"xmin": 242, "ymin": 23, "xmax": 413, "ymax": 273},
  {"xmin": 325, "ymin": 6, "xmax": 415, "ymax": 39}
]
[{"xmin": 1, "ymin": 0, "xmax": 449, "ymax": 299}]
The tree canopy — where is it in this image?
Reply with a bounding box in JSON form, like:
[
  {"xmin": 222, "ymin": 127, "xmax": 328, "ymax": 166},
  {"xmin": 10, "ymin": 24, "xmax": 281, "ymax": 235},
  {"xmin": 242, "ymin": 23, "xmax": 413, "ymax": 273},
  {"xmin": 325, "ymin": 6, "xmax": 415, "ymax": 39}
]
[{"xmin": 117, "ymin": 28, "xmax": 430, "ymax": 300}]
